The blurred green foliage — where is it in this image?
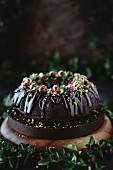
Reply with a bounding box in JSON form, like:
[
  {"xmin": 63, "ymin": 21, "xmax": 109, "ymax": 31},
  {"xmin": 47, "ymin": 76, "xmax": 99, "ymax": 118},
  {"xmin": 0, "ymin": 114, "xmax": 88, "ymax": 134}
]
[
  {"xmin": 0, "ymin": 0, "xmax": 113, "ymax": 89},
  {"xmin": 0, "ymin": 52, "xmax": 113, "ymax": 89}
]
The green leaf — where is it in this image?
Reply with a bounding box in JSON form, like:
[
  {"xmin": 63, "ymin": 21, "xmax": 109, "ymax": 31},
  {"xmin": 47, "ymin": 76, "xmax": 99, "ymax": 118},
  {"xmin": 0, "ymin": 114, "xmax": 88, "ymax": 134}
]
[
  {"xmin": 77, "ymin": 158, "xmax": 87, "ymax": 167},
  {"xmin": 8, "ymin": 159, "xmax": 13, "ymax": 168},
  {"xmin": 64, "ymin": 144, "xmax": 78, "ymax": 151},
  {"xmin": 88, "ymin": 165, "xmax": 92, "ymax": 170},
  {"xmin": 99, "ymin": 139, "xmax": 106, "ymax": 146},
  {"xmin": 38, "ymin": 157, "xmax": 51, "ymax": 166},
  {"xmin": 64, "ymin": 162, "xmax": 75, "ymax": 170},
  {"xmin": 71, "ymin": 153, "xmax": 77, "ymax": 162},
  {"xmin": 17, "ymin": 153, "xmax": 22, "ymax": 158},
  {"xmin": 89, "ymin": 136, "xmax": 95, "ymax": 146},
  {"xmin": 98, "ymin": 150, "xmax": 104, "ymax": 159},
  {"xmin": 95, "ymin": 162, "xmax": 106, "ymax": 170},
  {"xmin": 0, "ymin": 150, "xmax": 3, "ymax": 157},
  {"xmin": 62, "ymin": 71, "xmax": 67, "ymax": 78}
]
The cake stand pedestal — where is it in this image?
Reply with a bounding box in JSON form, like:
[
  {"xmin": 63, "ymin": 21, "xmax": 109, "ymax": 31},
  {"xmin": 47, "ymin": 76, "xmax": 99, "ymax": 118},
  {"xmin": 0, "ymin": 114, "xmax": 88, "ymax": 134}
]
[{"xmin": 1, "ymin": 116, "xmax": 113, "ymax": 150}]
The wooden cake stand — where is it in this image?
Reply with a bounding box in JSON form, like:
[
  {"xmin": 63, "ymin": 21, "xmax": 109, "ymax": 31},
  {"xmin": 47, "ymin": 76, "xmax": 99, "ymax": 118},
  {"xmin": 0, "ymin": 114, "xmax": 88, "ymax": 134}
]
[{"xmin": 1, "ymin": 116, "xmax": 113, "ymax": 150}]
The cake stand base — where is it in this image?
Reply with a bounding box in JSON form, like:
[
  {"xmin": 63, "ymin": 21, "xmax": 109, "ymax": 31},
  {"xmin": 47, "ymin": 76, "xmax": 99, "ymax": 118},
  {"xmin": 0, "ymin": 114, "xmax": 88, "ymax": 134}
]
[{"xmin": 1, "ymin": 116, "xmax": 113, "ymax": 150}]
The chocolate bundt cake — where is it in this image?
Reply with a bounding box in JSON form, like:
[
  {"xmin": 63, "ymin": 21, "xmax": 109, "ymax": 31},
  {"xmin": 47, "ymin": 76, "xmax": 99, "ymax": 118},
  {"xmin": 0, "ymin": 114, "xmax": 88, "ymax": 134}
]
[{"xmin": 8, "ymin": 71, "xmax": 104, "ymax": 139}]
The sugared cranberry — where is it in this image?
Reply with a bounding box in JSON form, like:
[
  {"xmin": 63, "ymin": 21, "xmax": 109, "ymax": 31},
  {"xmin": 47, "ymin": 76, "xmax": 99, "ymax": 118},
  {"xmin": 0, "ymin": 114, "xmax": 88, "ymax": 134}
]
[
  {"xmin": 58, "ymin": 70, "xmax": 64, "ymax": 76},
  {"xmin": 22, "ymin": 83, "xmax": 28, "ymax": 90},
  {"xmin": 68, "ymin": 84, "xmax": 76, "ymax": 91},
  {"xmin": 32, "ymin": 73, "xmax": 38, "ymax": 79},
  {"xmin": 23, "ymin": 77, "xmax": 30, "ymax": 84},
  {"xmin": 73, "ymin": 81, "xmax": 81, "ymax": 87},
  {"xmin": 49, "ymin": 71, "xmax": 56, "ymax": 77},
  {"xmin": 30, "ymin": 83, "xmax": 36, "ymax": 90},
  {"xmin": 74, "ymin": 73, "xmax": 80, "ymax": 77},
  {"xmin": 52, "ymin": 85, "xmax": 60, "ymax": 92},
  {"xmin": 39, "ymin": 72, "xmax": 44, "ymax": 78},
  {"xmin": 39, "ymin": 85, "xmax": 47, "ymax": 93}
]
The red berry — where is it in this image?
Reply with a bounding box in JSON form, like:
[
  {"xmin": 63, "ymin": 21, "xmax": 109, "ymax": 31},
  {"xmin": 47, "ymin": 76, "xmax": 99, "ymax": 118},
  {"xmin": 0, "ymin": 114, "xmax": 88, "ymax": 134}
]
[
  {"xmin": 68, "ymin": 84, "xmax": 76, "ymax": 91},
  {"xmin": 39, "ymin": 85, "xmax": 47, "ymax": 93},
  {"xmin": 52, "ymin": 85, "xmax": 60, "ymax": 92},
  {"xmin": 30, "ymin": 83, "xmax": 36, "ymax": 90},
  {"xmin": 49, "ymin": 71, "xmax": 55, "ymax": 77},
  {"xmin": 22, "ymin": 83, "xmax": 28, "ymax": 90},
  {"xmin": 73, "ymin": 81, "xmax": 81, "ymax": 87},
  {"xmin": 23, "ymin": 77, "xmax": 30, "ymax": 84},
  {"xmin": 87, "ymin": 157, "xmax": 95, "ymax": 163},
  {"xmin": 82, "ymin": 148, "xmax": 88, "ymax": 153},
  {"xmin": 58, "ymin": 70, "xmax": 63, "ymax": 76},
  {"xmin": 84, "ymin": 79, "xmax": 89, "ymax": 85}
]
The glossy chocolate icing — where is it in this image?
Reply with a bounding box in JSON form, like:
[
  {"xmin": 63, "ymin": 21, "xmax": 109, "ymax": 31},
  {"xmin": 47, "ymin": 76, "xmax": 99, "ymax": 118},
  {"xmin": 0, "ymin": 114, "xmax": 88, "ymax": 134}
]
[{"xmin": 12, "ymin": 81, "xmax": 99, "ymax": 122}]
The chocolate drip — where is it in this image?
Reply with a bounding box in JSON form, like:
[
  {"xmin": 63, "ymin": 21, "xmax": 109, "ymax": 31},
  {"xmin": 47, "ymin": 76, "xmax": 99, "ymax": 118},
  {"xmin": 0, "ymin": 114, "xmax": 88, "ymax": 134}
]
[
  {"xmin": 69, "ymin": 99, "xmax": 75, "ymax": 117},
  {"xmin": 14, "ymin": 85, "xmax": 22, "ymax": 92},
  {"xmin": 88, "ymin": 88, "xmax": 98, "ymax": 100},
  {"xmin": 79, "ymin": 95, "xmax": 83, "ymax": 113},
  {"xmin": 62, "ymin": 94, "xmax": 70, "ymax": 113},
  {"xmin": 13, "ymin": 90, "xmax": 25, "ymax": 106},
  {"xmin": 39, "ymin": 95, "xmax": 47, "ymax": 118},
  {"xmin": 84, "ymin": 93, "xmax": 92, "ymax": 107},
  {"xmin": 24, "ymin": 91, "xmax": 37, "ymax": 114},
  {"xmin": 72, "ymin": 92, "xmax": 79, "ymax": 116},
  {"xmin": 92, "ymin": 87, "xmax": 99, "ymax": 99},
  {"xmin": 51, "ymin": 95, "xmax": 61, "ymax": 103}
]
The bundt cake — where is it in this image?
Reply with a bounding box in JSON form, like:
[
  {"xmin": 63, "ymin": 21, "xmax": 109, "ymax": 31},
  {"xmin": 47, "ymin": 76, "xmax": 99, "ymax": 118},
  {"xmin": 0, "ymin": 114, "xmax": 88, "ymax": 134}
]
[{"xmin": 7, "ymin": 70, "xmax": 104, "ymax": 139}]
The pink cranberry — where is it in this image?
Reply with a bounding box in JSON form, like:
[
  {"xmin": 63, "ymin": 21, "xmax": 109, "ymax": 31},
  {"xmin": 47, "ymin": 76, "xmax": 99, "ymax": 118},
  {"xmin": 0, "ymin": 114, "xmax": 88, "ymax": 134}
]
[
  {"xmin": 30, "ymin": 83, "xmax": 36, "ymax": 90},
  {"xmin": 68, "ymin": 84, "xmax": 76, "ymax": 91},
  {"xmin": 49, "ymin": 71, "xmax": 55, "ymax": 77},
  {"xmin": 39, "ymin": 85, "xmax": 47, "ymax": 93},
  {"xmin": 23, "ymin": 77, "xmax": 30, "ymax": 84},
  {"xmin": 22, "ymin": 83, "xmax": 28, "ymax": 90},
  {"xmin": 73, "ymin": 81, "xmax": 81, "ymax": 87},
  {"xmin": 52, "ymin": 85, "xmax": 60, "ymax": 92},
  {"xmin": 58, "ymin": 70, "xmax": 64, "ymax": 76}
]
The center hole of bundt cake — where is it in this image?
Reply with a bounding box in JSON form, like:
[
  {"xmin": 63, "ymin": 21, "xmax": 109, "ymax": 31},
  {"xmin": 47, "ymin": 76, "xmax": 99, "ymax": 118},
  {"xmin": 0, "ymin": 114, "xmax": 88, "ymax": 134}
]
[{"xmin": 41, "ymin": 77, "xmax": 72, "ymax": 88}]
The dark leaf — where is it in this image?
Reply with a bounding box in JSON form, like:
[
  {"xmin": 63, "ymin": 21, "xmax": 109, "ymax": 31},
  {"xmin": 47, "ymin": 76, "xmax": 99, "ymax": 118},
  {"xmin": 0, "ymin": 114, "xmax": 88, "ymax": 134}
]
[{"xmin": 38, "ymin": 157, "xmax": 52, "ymax": 166}]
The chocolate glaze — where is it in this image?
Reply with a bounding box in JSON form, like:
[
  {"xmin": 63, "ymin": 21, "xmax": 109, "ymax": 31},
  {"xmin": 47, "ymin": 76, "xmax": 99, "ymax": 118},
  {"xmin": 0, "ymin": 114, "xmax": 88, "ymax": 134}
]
[{"xmin": 12, "ymin": 81, "xmax": 99, "ymax": 122}]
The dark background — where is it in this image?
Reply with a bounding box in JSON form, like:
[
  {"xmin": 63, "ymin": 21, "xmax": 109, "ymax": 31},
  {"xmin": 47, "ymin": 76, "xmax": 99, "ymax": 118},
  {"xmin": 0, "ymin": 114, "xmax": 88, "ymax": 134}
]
[
  {"xmin": 0, "ymin": 0, "xmax": 113, "ymax": 108},
  {"xmin": 0, "ymin": 1, "xmax": 113, "ymax": 170}
]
